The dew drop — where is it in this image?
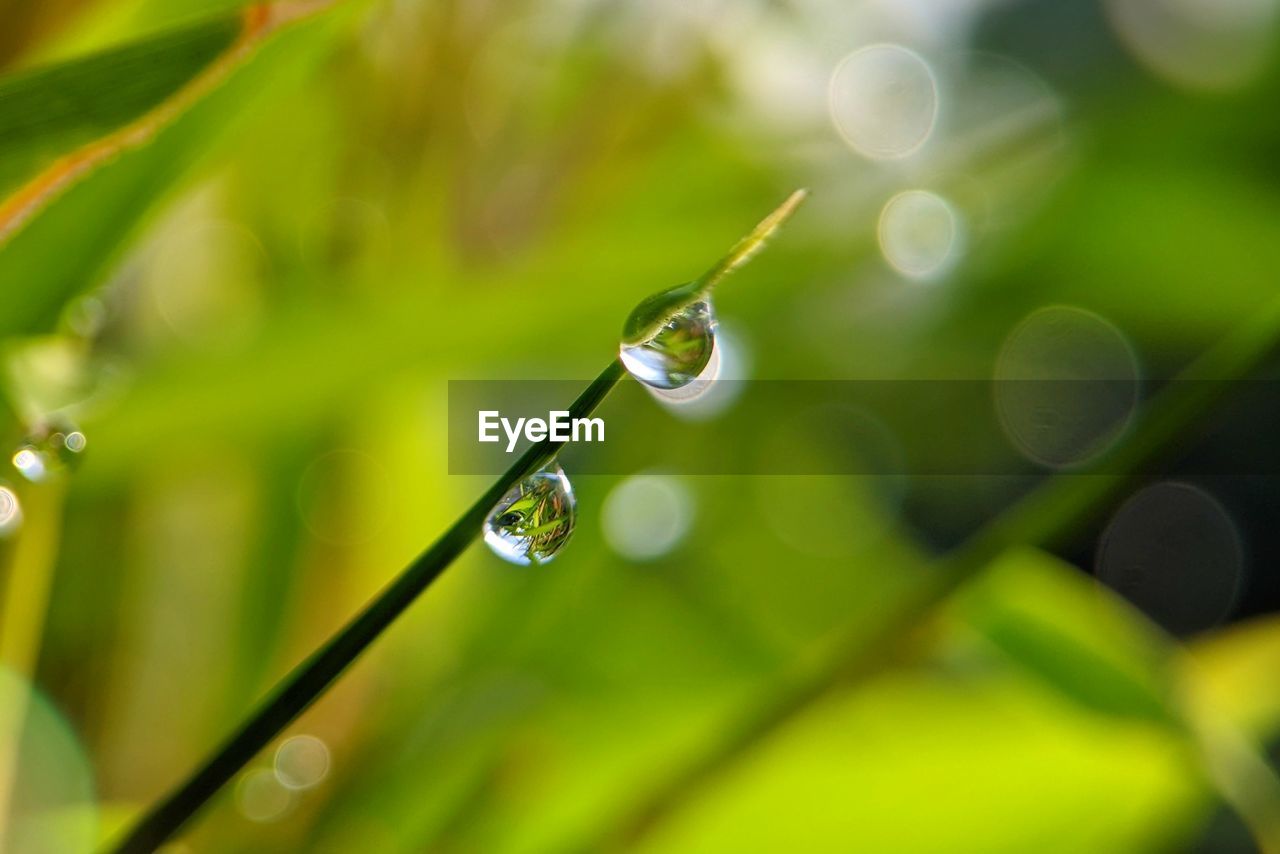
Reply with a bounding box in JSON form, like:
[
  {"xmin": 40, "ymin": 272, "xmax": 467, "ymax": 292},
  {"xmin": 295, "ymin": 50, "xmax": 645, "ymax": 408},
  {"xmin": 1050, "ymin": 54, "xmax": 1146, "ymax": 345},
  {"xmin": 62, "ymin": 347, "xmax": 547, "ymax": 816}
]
[
  {"xmin": 619, "ymin": 298, "xmax": 717, "ymax": 390},
  {"xmin": 618, "ymin": 192, "xmax": 803, "ymax": 392},
  {"xmin": 483, "ymin": 462, "xmax": 577, "ymax": 566},
  {"xmin": 11, "ymin": 420, "xmax": 87, "ymax": 483}
]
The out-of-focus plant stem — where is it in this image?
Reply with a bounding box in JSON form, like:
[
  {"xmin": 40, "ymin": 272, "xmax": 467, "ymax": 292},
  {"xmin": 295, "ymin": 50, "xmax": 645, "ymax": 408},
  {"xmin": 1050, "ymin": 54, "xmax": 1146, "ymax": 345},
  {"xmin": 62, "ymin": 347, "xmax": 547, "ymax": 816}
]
[
  {"xmin": 0, "ymin": 480, "xmax": 67, "ymax": 846},
  {"xmin": 597, "ymin": 293, "xmax": 1280, "ymax": 853}
]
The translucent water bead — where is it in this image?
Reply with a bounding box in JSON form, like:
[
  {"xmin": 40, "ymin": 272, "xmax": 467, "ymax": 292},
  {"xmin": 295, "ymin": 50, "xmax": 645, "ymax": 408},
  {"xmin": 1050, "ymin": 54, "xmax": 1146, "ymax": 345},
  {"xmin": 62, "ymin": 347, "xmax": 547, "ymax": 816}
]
[
  {"xmin": 483, "ymin": 462, "xmax": 577, "ymax": 565},
  {"xmin": 619, "ymin": 298, "xmax": 716, "ymax": 390}
]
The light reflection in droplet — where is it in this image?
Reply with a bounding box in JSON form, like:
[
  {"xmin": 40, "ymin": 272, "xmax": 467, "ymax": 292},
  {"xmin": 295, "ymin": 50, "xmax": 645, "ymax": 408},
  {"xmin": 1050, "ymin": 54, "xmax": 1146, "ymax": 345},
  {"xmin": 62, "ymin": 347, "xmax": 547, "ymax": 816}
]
[
  {"xmin": 274, "ymin": 735, "xmax": 331, "ymax": 791},
  {"xmin": 620, "ymin": 299, "xmax": 717, "ymax": 391},
  {"xmin": 994, "ymin": 306, "xmax": 1140, "ymax": 469},
  {"xmin": 877, "ymin": 190, "xmax": 962, "ymax": 280},
  {"xmin": 602, "ymin": 474, "xmax": 695, "ymax": 562},
  {"xmin": 1104, "ymin": 0, "xmax": 1280, "ymax": 91},
  {"xmin": 829, "ymin": 43, "xmax": 939, "ymax": 160},
  {"xmin": 1097, "ymin": 482, "xmax": 1244, "ymax": 635},
  {"xmin": 483, "ymin": 463, "xmax": 577, "ymax": 566},
  {"xmin": 648, "ymin": 326, "xmax": 751, "ymax": 421},
  {"xmin": 235, "ymin": 768, "xmax": 293, "ymax": 823}
]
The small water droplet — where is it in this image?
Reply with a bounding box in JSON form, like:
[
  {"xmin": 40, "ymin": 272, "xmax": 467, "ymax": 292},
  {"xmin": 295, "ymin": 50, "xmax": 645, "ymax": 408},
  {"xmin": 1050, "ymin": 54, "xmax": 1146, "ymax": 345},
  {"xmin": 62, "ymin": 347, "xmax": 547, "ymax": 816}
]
[
  {"xmin": 620, "ymin": 298, "xmax": 717, "ymax": 390},
  {"xmin": 11, "ymin": 420, "xmax": 87, "ymax": 483},
  {"xmin": 483, "ymin": 463, "xmax": 577, "ymax": 565}
]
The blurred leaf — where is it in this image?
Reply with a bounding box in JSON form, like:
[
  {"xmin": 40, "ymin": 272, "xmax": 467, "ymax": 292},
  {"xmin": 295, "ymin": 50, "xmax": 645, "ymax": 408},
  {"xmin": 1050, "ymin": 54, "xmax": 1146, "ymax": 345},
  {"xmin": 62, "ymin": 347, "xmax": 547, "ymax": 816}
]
[
  {"xmin": 0, "ymin": 14, "xmax": 239, "ymax": 206},
  {"xmin": 956, "ymin": 548, "xmax": 1177, "ymax": 723},
  {"xmin": 636, "ymin": 670, "xmax": 1207, "ymax": 854},
  {"xmin": 1188, "ymin": 616, "xmax": 1280, "ymax": 741},
  {"xmin": 958, "ymin": 550, "xmax": 1280, "ymax": 849},
  {"xmin": 0, "ymin": 1, "xmax": 348, "ymax": 337}
]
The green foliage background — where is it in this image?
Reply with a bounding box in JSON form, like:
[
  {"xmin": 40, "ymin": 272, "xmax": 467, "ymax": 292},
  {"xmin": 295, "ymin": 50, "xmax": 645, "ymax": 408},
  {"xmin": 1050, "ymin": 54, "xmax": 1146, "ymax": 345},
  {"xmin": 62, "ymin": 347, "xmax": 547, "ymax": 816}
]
[{"xmin": 2, "ymin": 0, "xmax": 1280, "ymax": 851}]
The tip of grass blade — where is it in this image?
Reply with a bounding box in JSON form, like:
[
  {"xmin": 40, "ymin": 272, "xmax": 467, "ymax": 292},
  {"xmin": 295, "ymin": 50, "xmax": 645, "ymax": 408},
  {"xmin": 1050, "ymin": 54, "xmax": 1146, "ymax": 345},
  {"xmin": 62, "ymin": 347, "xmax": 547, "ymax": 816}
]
[
  {"xmin": 696, "ymin": 188, "xmax": 808, "ymax": 290},
  {"xmin": 621, "ymin": 189, "xmax": 809, "ymax": 345}
]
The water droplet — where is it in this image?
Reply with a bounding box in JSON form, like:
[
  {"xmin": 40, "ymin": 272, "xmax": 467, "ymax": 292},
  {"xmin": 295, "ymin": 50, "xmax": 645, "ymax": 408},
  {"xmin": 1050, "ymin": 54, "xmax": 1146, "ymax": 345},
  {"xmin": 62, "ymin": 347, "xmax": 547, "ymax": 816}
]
[
  {"xmin": 649, "ymin": 324, "xmax": 751, "ymax": 421},
  {"xmin": 618, "ymin": 191, "xmax": 803, "ymax": 391},
  {"xmin": 483, "ymin": 463, "xmax": 577, "ymax": 565},
  {"xmin": 0, "ymin": 483, "xmax": 22, "ymax": 536},
  {"xmin": 620, "ymin": 298, "xmax": 717, "ymax": 390},
  {"xmin": 11, "ymin": 421, "xmax": 87, "ymax": 483}
]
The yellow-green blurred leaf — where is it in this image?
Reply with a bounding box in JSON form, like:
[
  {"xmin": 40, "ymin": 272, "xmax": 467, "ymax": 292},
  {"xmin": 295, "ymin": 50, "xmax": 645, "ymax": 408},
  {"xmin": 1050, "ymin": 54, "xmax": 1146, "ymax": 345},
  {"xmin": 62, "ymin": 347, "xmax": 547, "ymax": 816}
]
[
  {"xmin": 0, "ymin": 1, "xmax": 346, "ymax": 336},
  {"xmin": 1188, "ymin": 615, "xmax": 1280, "ymax": 741},
  {"xmin": 638, "ymin": 673, "xmax": 1207, "ymax": 854},
  {"xmin": 0, "ymin": 15, "xmax": 239, "ymax": 209},
  {"xmin": 955, "ymin": 548, "xmax": 1178, "ymax": 723}
]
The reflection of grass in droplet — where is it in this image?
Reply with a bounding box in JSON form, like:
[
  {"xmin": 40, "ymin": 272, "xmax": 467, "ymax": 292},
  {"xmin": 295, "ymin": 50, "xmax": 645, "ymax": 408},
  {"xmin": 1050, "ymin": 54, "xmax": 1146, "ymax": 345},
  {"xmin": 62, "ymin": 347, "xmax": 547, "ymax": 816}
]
[{"xmin": 485, "ymin": 465, "xmax": 576, "ymax": 565}]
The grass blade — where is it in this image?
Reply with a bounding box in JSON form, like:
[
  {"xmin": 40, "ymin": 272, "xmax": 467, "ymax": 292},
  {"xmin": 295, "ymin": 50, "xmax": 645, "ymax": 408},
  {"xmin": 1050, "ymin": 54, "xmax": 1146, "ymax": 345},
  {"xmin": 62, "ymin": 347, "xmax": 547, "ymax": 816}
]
[
  {"xmin": 108, "ymin": 360, "xmax": 625, "ymax": 853},
  {"xmin": 113, "ymin": 190, "xmax": 805, "ymax": 851}
]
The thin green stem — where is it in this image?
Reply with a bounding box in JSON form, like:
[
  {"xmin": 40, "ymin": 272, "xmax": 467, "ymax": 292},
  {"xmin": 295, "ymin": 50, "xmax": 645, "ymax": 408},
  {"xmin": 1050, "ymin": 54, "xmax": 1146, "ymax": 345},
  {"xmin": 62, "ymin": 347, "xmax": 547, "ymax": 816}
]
[{"xmin": 109, "ymin": 360, "xmax": 626, "ymax": 854}]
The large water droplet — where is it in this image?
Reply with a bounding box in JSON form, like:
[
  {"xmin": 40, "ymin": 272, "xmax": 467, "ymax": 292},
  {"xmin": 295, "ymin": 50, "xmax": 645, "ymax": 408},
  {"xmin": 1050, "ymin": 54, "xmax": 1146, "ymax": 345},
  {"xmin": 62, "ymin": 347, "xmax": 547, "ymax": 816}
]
[
  {"xmin": 619, "ymin": 298, "xmax": 717, "ymax": 390},
  {"xmin": 618, "ymin": 192, "xmax": 803, "ymax": 391},
  {"xmin": 11, "ymin": 420, "xmax": 87, "ymax": 484},
  {"xmin": 483, "ymin": 462, "xmax": 577, "ymax": 566}
]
